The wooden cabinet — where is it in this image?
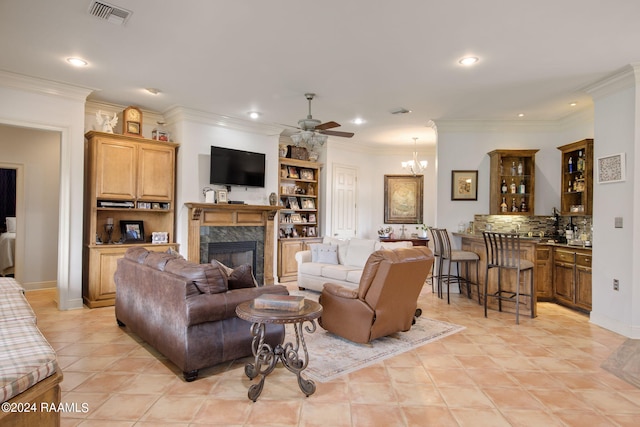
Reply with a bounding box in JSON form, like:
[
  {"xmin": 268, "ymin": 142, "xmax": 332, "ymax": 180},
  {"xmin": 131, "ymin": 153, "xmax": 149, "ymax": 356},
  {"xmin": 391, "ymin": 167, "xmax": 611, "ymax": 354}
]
[
  {"xmin": 278, "ymin": 238, "xmax": 321, "ymax": 282},
  {"xmin": 277, "ymin": 157, "xmax": 322, "ymax": 282},
  {"xmin": 557, "ymin": 139, "xmax": 593, "ymax": 216},
  {"xmin": 83, "ymin": 131, "xmax": 179, "ymax": 307},
  {"xmin": 488, "ymin": 149, "xmax": 539, "ymax": 215},
  {"xmin": 535, "ymin": 245, "xmax": 553, "ymax": 301},
  {"xmin": 553, "ymin": 247, "xmax": 592, "ymax": 312}
]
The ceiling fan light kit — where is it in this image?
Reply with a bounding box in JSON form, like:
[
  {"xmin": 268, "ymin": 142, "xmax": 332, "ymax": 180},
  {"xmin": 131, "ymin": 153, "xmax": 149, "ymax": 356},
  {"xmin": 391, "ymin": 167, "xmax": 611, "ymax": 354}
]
[{"xmin": 289, "ymin": 93, "xmax": 354, "ymax": 148}]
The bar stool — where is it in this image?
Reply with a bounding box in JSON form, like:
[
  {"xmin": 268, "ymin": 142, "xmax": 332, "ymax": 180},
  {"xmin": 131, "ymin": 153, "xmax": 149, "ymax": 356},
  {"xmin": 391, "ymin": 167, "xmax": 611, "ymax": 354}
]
[
  {"xmin": 432, "ymin": 228, "xmax": 480, "ymax": 304},
  {"xmin": 482, "ymin": 231, "xmax": 535, "ymax": 324},
  {"xmin": 427, "ymin": 227, "xmax": 442, "ymax": 295}
]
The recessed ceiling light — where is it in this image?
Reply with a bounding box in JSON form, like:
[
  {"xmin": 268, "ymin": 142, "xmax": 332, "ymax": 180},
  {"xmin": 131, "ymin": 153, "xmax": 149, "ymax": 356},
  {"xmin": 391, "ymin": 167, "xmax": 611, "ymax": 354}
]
[
  {"xmin": 570, "ymin": 102, "xmax": 577, "ymax": 107},
  {"xmin": 145, "ymin": 88, "xmax": 161, "ymax": 95},
  {"xmin": 352, "ymin": 118, "xmax": 366, "ymax": 125},
  {"xmin": 458, "ymin": 56, "xmax": 479, "ymax": 66},
  {"xmin": 518, "ymin": 113, "xmax": 525, "ymax": 117},
  {"xmin": 66, "ymin": 57, "xmax": 88, "ymax": 67},
  {"xmin": 248, "ymin": 111, "xmax": 260, "ymax": 119}
]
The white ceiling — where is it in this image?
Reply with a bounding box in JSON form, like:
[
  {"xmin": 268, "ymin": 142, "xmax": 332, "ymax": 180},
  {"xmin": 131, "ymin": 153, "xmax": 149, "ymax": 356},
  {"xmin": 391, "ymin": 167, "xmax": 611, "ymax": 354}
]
[{"xmin": 1, "ymin": 0, "xmax": 639, "ymax": 148}]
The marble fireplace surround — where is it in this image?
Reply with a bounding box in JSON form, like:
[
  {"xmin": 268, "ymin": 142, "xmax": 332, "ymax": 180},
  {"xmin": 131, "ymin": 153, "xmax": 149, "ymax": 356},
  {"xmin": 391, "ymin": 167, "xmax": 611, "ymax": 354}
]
[{"xmin": 185, "ymin": 203, "xmax": 281, "ymax": 285}]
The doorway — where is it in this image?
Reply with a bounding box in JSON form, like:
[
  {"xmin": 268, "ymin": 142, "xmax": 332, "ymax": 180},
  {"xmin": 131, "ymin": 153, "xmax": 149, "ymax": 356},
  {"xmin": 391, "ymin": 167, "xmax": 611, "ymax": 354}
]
[{"xmin": 331, "ymin": 164, "xmax": 358, "ymax": 239}]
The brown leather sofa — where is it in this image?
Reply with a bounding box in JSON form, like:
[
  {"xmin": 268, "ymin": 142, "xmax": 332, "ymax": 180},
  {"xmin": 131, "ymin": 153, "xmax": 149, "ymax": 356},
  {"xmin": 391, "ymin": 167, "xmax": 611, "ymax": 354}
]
[
  {"xmin": 318, "ymin": 246, "xmax": 434, "ymax": 344},
  {"xmin": 114, "ymin": 247, "xmax": 289, "ymax": 381}
]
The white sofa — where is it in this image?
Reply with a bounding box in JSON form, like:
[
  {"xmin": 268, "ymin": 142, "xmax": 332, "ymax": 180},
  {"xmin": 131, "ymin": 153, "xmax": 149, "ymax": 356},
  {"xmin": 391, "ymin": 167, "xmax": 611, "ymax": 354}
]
[{"xmin": 294, "ymin": 237, "xmax": 413, "ymax": 292}]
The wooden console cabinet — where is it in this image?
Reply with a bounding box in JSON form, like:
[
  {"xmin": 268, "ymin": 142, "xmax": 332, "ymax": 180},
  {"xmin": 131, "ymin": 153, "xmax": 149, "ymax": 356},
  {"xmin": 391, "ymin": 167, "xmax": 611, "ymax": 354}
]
[{"xmin": 83, "ymin": 131, "xmax": 179, "ymax": 308}]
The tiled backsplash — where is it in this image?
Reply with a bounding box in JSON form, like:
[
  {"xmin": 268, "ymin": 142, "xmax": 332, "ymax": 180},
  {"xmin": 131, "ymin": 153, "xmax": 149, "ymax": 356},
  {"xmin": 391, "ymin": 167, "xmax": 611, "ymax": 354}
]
[{"xmin": 472, "ymin": 214, "xmax": 592, "ymax": 238}]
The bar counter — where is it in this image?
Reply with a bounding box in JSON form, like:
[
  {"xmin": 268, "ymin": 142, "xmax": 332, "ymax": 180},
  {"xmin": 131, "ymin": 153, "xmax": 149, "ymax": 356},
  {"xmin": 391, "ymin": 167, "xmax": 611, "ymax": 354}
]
[{"xmin": 452, "ymin": 232, "xmax": 592, "ymax": 316}]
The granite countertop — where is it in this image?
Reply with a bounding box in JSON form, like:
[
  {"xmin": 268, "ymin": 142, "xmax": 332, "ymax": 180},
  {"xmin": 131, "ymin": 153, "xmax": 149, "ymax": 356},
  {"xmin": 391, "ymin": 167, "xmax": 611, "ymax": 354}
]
[{"xmin": 453, "ymin": 232, "xmax": 592, "ymax": 250}]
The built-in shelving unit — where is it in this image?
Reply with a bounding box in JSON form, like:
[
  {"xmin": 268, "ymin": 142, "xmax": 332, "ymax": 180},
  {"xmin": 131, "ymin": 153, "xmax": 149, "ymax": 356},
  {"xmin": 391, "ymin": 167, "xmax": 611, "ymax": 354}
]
[
  {"xmin": 277, "ymin": 157, "xmax": 322, "ymax": 282},
  {"xmin": 83, "ymin": 131, "xmax": 179, "ymax": 307},
  {"xmin": 558, "ymin": 139, "xmax": 593, "ymax": 216},
  {"xmin": 488, "ymin": 149, "xmax": 539, "ymax": 215}
]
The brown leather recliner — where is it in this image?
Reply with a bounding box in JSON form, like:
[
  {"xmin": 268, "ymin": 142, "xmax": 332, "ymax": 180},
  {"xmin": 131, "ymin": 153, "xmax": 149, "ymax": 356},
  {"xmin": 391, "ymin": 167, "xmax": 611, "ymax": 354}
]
[{"xmin": 318, "ymin": 246, "xmax": 434, "ymax": 344}]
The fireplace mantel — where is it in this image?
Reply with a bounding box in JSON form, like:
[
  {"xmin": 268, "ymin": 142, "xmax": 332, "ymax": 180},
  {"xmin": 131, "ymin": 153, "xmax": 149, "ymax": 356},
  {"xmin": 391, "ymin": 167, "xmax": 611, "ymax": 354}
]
[{"xmin": 184, "ymin": 203, "xmax": 282, "ymax": 284}]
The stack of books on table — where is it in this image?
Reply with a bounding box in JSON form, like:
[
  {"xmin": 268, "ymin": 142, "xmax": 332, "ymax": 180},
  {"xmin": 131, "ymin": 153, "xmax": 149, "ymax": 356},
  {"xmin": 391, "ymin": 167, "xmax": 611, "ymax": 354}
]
[{"xmin": 253, "ymin": 294, "xmax": 305, "ymax": 312}]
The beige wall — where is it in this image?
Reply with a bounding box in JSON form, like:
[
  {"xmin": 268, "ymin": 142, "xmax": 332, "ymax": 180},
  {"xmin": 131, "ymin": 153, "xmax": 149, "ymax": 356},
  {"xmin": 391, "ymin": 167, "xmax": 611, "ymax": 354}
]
[{"xmin": 0, "ymin": 124, "xmax": 60, "ymax": 288}]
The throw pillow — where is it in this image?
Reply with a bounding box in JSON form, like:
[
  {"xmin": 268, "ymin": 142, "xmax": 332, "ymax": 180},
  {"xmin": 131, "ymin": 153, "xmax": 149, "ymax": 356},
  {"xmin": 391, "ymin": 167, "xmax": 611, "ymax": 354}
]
[
  {"xmin": 310, "ymin": 243, "xmax": 339, "ymax": 264},
  {"xmin": 344, "ymin": 238, "xmax": 376, "ymax": 268},
  {"xmin": 228, "ymin": 264, "xmax": 258, "ymax": 289},
  {"xmin": 211, "ymin": 259, "xmax": 259, "ymax": 289},
  {"xmin": 165, "ymin": 258, "xmax": 227, "ymax": 294},
  {"xmin": 323, "ymin": 236, "xmax": 349, "ymax": 264}
]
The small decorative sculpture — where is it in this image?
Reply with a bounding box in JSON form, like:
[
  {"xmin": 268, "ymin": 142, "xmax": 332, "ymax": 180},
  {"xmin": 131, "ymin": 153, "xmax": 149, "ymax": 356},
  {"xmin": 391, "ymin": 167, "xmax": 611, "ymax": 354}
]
[{"xmin": 95, "ymin": 110, "xmax": 118, "ymax": 133}]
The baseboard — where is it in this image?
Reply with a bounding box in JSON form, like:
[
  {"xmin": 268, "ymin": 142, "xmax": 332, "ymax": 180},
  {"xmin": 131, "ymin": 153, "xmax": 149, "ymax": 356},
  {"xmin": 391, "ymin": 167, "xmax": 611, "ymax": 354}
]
[
  {"xmin": 590, "ymin": 311, "xmax": 640, "ymax": 339},
  {"xmin": 21, "ymin": 280, "xmax": 56, "ymax": 291}
]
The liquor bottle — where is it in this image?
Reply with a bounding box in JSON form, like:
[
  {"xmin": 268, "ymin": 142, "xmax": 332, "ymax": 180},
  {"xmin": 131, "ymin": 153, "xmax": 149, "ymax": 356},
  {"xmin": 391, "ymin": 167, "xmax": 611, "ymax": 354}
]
[
  {"xmin": 511, "ymin": 161, "xmax": 516, "ymax": 176},
  {"xmin": 501, "ymin": 179, "xmax": 507, "ymax": 193},
  {"xmin": 568, "ymin": 180, "xmax": 572, "ymax": 193},
  {"xmin": 519, "ymin": 179, "xmax": 525, "ymax": 194},
  {"xmin": 520, "ymin": 198, "xmax": 528, "ymax": 212},
  {"xmin": 568, "ymin": 156, "xmax": 573, "ymax": 173},
  {"xmin": 565, "ymin": 218, "xmax": 574, "ymax": 240},
  {"xmin": 517, "ymin": 160, "xmax": 523, "ymax": 175},
  {"xmin": 577, "ymin": 150, "xmax": 585, "ymax": 172},
  {"xmin": 511, "ymin": 198, "xmax": 519, "ymax": 212},
  {"xmin": 499, "ymin": 159, "xmax": 504, "ymax": 175},
  {"xmin": 510, "ymin": 179, "xmax": 516, "ymax": 194},
  {"xmin": 500, "ymin": 197, "xmax": 508, "ymax": 213}
]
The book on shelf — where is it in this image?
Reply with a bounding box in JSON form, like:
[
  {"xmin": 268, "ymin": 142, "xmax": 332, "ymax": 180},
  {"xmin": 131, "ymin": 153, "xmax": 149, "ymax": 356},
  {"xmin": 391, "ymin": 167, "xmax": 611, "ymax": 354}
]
[{"xmin": 253, "ymin": 294, "xmax": 305, "ymax": 312}]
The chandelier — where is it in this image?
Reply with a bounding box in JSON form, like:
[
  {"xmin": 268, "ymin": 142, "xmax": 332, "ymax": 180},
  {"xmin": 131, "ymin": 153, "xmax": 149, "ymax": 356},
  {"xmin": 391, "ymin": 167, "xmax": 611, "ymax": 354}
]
[
  {"xmin": 402, "ymin": 137, "xmax": 428, "ymax": 175},
  {"xmin": 290, "ymin": 131, "xmax": 328, "ymax": 148}
]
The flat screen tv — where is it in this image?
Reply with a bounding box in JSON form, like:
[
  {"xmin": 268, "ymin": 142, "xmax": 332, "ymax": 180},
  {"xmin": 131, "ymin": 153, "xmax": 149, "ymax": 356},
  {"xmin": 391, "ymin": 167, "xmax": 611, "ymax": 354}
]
[{"xmin": 210, "ymin": 146, "xmax": 266, "ymax": 188}]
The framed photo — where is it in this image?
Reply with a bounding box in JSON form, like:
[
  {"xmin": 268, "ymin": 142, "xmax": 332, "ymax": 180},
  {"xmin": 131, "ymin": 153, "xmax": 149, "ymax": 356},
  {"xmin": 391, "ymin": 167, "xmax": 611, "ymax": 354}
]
[
  {"xmin": 308, "ymin": 213, "xmax": 316, "ymax": 223},
  {"xmin": 287, "ymin": 196, "xmax": 300, "ymax": 210},
  {"xmin": 451, "ymin": 170, "xmax": 478, "ymax": 201},
  {"xmin": 120, "ymin": 220, "xmax": 145, "ymax": 243},
  {"xmin": 384, "ymin": 174, "xmax": 423, "ymax": 224},
  {"xmin": 597, "ymin": 153, "xmax": 626, "ymax": 184},
  {"xmin": 151, "ymin": 231, "xmax": 168, "ymax": 244},
  {"xmin": 287, "ymin": 166, "xmax": 299, "ymax": 179},
  {"xmin": 290, "ymin": 213, "xmax": 303, "ymax": 223},
  {"xmin": 300, "ymin": 169, "xmax": 314, "ymax": 180},
  {"xmin": 301, "ymin": 197, "xmax": 315, "ymax": 209},
  {"xmin": 215, "ymin": 189, "xmax": 228, "ymax": 203},
  {"xmin": 307, "ymin": 226, "xmax": 316, "ymax": 237}
]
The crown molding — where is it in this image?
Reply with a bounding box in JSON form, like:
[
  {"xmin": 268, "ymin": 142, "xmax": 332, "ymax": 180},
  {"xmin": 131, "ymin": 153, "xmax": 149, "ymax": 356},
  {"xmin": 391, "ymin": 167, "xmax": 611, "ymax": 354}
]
[
  {"xmin": 582, "ymin": 64, "xmax": 640, "ymax": 100},
  {"xmin": 85, "ymin": 100, "xmax": 165, "ymax": 125},
  {"xmin": 163, "ymin": 105, "xmax": 286, "ymax": 136},
  {"xmin": 0, "ymin": 69, "xmax": 94, "ymax": 101}
]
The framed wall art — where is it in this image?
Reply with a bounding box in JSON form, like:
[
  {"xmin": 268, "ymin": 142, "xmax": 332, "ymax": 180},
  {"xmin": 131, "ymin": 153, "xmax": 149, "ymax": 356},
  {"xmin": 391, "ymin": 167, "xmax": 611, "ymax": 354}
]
[
  {"xmin": 451, "ymin": 170, "xmax": 478, "ymax": 201},
  {"xmin": 597, "ymin": 153, "xmax": 626, "ymax": 184},
  {"xmin": 383, "ymin": 174, "xmax": 423, "ymax": 224}
]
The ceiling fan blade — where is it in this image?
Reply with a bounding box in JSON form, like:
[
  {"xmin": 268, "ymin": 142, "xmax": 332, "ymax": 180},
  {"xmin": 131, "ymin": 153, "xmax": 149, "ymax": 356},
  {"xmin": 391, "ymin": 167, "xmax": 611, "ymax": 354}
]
[
  {"xmin": 320, "ymin": 130, "xmax": 354, "ymax": 138},
  {"xmin": 276, "ymin": 122, "xmax": 301, "ymax": 130},
  {"xmin": 315, "ymin": 121, "xmax": 341, "ymax": 131}
]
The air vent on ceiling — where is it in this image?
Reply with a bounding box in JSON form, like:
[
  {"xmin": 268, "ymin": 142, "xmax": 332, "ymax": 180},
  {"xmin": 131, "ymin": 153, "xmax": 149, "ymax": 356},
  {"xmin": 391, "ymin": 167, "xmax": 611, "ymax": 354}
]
[
  {"xmin": 88, "ymin": 1, "xmax": 132, "ymax": 25},
  {"xmin": 390, "ymin": 107, "xmax": 412, "ymax": 115}
]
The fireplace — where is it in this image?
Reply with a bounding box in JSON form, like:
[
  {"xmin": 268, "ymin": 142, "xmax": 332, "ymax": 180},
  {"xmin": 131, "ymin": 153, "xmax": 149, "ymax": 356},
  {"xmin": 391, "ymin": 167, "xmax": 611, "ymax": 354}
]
[
  {"xmin": 208, "ymin": 240, "xmax": 261, "ymax": 284},
  {"xmin": 185, "ymin": 203, "xmax": 281, "ymax": 285}
]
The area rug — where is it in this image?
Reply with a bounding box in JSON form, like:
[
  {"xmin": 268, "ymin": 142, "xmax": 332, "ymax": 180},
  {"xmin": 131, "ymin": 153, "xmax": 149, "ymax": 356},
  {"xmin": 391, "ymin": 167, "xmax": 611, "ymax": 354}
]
[
  {"xmin": 287, "ymin": 291, "xmax": 465, "ymax": 383},
  {"xmin": 601, "ymin": 339, "xmax": 640, "ymax": 389}
]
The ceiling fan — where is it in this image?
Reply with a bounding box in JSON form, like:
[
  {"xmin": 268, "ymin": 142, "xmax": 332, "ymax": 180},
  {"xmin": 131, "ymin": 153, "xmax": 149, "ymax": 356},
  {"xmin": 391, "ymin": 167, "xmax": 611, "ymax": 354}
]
[{"xmin": 288, "ymin": 93, "xmax": 354, "ymax": 143}]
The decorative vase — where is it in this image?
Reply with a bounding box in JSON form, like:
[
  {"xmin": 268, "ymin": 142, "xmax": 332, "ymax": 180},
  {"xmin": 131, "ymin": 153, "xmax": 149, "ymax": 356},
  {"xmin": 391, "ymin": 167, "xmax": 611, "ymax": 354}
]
[
  {"xmin": 269, "ymin": 192, "xmax": 278, "ymax": 206},
  {"xmin": 279, "ymin": 144, "xmax": 288, "ymax": 158}
]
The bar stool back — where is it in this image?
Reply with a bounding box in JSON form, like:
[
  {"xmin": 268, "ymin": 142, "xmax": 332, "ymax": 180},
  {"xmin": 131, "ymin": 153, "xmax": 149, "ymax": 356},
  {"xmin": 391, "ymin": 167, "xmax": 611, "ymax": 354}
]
[
  {"xmin": 482, "ymin": 231, "xmax": 535, "ymax": 324},
  {"xmin": 432, "ymin": 228, "xmax": 480, "ymax": 304}
]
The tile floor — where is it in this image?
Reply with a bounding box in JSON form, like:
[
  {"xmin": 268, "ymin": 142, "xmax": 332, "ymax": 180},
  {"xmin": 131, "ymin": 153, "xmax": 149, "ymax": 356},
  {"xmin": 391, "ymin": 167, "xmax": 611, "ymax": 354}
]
[{"xmin": 26, "ymin": 285, "xmax": 640, "ymax": 427}]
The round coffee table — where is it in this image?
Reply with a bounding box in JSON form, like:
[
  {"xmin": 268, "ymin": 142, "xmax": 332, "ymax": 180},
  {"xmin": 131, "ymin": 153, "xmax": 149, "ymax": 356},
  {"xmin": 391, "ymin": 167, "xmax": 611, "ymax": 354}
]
[{"xmin": 236, "ymin": 298, "xmax": 322, "ymax": 401}]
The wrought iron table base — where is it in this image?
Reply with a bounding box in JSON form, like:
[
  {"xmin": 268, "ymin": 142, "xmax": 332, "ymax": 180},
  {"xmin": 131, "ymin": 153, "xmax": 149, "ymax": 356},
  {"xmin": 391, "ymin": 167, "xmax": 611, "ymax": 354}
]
[{"xmin": 245, "ymin": 320, "xmax": 317, "ymax": 401}]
